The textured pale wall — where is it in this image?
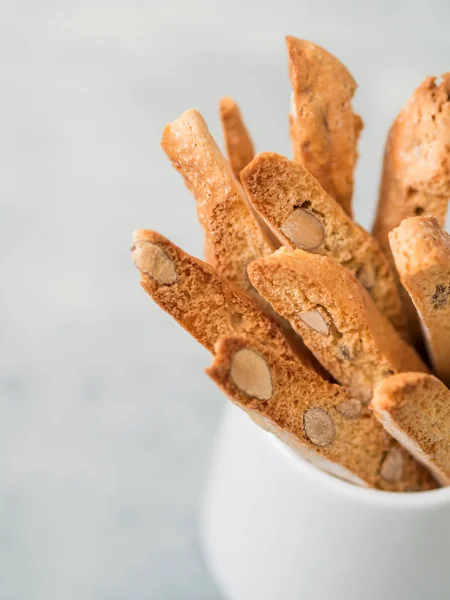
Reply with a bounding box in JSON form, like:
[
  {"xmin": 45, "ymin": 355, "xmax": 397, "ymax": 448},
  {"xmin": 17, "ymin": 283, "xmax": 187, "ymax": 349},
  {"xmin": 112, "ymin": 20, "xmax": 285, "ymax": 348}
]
[{"xmin": 1, "ymin": 1, "xmax": 450, "ymax": 598}]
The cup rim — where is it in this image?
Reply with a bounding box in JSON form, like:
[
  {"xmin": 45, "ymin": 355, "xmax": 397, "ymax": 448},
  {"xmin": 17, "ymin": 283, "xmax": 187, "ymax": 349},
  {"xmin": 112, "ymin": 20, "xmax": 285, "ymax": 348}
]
[{"xmin": 270, "ymin": 429, "xmax": 450, "ymax": 508}]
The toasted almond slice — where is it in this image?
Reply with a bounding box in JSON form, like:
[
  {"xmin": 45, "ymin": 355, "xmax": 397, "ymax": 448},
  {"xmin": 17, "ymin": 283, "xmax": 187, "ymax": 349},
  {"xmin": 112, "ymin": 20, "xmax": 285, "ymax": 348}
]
[
  {"xmin": 131, "ymin": 240, "xmax": 177, "ymax": 285},
  {"xmin": 303, "ymin": 408, "xmax": 335, "ymax": 447},
  {"xmin": 298, "ymin": 310, "xmax": 329, "ymax": 335},
  {"xmin": 380, "ymin": 448, "xmax": 404, "ymax": 484},
  {"xmin": 280, "ymin": 208, "xmax": 324, "ymax": 250},
  {"xmin": 230, "ymin": 348, "xmax": 272, "ymax": 400},
  {"xmin": 336, "ymin": 399, "xmax": 362, "ymax": 419}
]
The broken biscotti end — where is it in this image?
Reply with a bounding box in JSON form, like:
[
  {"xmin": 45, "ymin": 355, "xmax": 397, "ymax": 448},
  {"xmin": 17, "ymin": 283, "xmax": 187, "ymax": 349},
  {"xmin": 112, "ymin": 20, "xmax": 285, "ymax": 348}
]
[
  {"xmin": 218, "ymin": 97, "xmax": 255, "ymax": 179},
  {"xmin": 132, "ymin": 230, "xmax": 178, "ymax": 286},
  {"xmin": 207, "ymin": 336, "xmax": 437, "ymax": 491},
  {"xmin": 247, "ymin": 249, "xmax": 428, "ymax": 404},
  {"xmin": 372, "ymin": 373, "xmax": 450, "ymax": 486},
  {"xmin": 286, "ymin": 36, "xmax": 361, "ymax": 217}
]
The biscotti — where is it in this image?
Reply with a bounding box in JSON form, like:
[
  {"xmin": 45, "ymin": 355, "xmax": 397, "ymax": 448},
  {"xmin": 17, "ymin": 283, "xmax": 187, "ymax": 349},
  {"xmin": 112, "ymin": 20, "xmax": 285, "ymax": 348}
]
[
  {"xmin": 241, "ymin": 152, "xmax": 408, "ymax": 338},
  {"xmin": 286, "ymin": 36, "xmax": 362, "ymax": 217},
  {"xmin": 161, "ymin": 109, "xmax": 271, "ymax": 297},
  {"xmin": 389, "ymin": 216, "xmax": 450, "ymax": 385},
  {"xmin": 373, "ymin": 372, "xmax": 450, "ymax": 486},
  {"xmin": 373, "ymin": 75, "xmax": 450, "ymax": 258},
  {"xmin": 248, "ymin": 249, "xmax": 428, "ymax": 403},
  {"xmin": 219, "ymin": 97, "xmax": 255, "ymax": 179},
  {"xmin": 131, "ymin": 229, "xmax": 319, "ymax": 369},
  {"xmin": 207, "ymin": 336, "xmax": 436, "ymax": 491}
]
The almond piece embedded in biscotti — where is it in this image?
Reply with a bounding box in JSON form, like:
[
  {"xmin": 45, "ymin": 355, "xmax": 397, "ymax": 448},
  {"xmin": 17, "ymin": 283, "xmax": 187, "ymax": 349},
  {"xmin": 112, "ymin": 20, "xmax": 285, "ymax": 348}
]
[
  {"xmin": 380, "ymin": 447, "xmax": 404, "ymax": 483},
  {"xmin": 280, "ymin": 208, "xmax": 325, "ymax": 250},
  {"xmin": 298, "ymin": 310, "xmax": 329, "ymax": 335},
  {"xmin": 230, "ymin": 348, "xmax": 272, "ymax": 400},
  {"xmin": 303, "ymin": 407, "xmax": 336, "ymax": 446},
  {"xmin": 131, "ymin": 240, "xmax": 177, "ymax": 285},
  {"xmin": 336, "ymin": 399, "xmax": 362, "ymax": 419}
]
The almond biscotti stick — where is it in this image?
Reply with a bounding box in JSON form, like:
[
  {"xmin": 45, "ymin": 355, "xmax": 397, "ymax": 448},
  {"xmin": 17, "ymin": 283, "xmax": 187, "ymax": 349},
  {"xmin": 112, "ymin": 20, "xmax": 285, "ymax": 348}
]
[
  {"xmin": 390, "ymin": 216, "xmax": 450, "ymax": 385},
  {"xmin": 161, "ymin": 109, "xmax": 271, "ymax": 298},
  {"xmin": 219, "ymin": 97, "xmax": 255, "ymax": 179},
  {"xmin": 373, "ymin": 372, "xmax": 450, "ymax": 486},
  {"xmin": 206, "ymin": 337, "xmax": 436, "ymax": 491},
  {"xmin": 241, "ymin": 152, "xmax": 408, "ymax": 338},
  {"xmin": 373, "ymin": 74, "xmax": 450, "ymax": 258},
  {"xmin": 286, "ymin": 36, "xmax": 362, "ymax": 217},
  {"xmin": 131, "ymin": 230, "xmax": 320, "ymax": 370},
  {"xmin": 248, "ymin": 250, "xmax": 428, "ymax": 404}
]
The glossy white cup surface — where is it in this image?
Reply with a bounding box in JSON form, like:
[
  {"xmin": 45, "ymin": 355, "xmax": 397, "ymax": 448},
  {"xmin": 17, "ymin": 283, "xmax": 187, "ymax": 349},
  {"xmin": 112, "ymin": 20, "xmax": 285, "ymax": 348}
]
[{"xmin": 201, "ymin": 404, "xmax": 450, "ymax": 600}]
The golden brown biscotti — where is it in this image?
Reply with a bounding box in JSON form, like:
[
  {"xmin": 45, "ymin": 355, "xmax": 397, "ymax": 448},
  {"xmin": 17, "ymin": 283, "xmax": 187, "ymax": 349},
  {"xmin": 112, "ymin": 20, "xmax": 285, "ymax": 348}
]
[
  {"xmin": 161, "ymin": 109, "xmax": 271, "ymax": 297},
  {"xmin": 372, "ymin": 372, "xmax": 450, "ymax": 486},
  {"xmin": 286, "ymin": 36, "xmax": 362, "ymax": 217},
  {"xmin": 241, "ymin": 152, "xmax": 408, "ymax": 338},
  {"xmin": 373, "ymin": 75, "xmax": 450, "ymax": 257},
  {"xmin": 206, "ymin": 337, "xmax": 436, "ymax": 491},
  {"xmin": 219, "ymin": 97, "xmax": 255, "ymax": 179},
  {"xmin": 248, "ymin": 249, "xmax": 429, "ymax": 403},
  {"xmin": 389, "ymin": 216, "xmax": 450, "ymax": 385},
  {"xmin": 131, "ymin": 230, "xmax": 321, "ymax": 369}
]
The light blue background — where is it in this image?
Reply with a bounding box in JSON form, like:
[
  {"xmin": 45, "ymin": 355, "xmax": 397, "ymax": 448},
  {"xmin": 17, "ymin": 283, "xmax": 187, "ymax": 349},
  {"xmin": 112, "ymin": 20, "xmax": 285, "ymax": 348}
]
[{"xmin": 2, "ymin": 1, "xmax": 450, "ymax": 598}]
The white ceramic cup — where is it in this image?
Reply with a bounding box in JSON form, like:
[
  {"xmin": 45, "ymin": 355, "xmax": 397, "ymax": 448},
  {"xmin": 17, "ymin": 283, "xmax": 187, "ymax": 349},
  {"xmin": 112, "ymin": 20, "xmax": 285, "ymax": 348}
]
[{"xmin": 200, "ymin": 403, "xmax": 450, "ymax": 600}]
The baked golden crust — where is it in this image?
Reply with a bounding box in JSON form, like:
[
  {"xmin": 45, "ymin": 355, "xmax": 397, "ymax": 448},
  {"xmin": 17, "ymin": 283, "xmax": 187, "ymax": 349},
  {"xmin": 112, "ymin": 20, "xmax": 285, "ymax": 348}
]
[
  {"xmin": 241, "ymin": 152, "xmax": 408, "ymax": 338},
  {"xmin": 286, "ymin": 36, "xmax": 362, "ymax": 217},
  {"xmin": 207, "ymin": 336, "xmax": 436, "ymax": 491},
  {"xmin": 219, "ymin": 97, "xmax": 255, "ymax": 179},
  {"xmin": 373, "ymin": 372, "xmax": 450, "ymax": 486},
  {"xmin": 373, "ymin": 74, "xmax": 450, "ymax": 256},
  {"xmin": 248, "ymin": 249, "xmax": 428, "ymax": 403},
  {"xmin": 161, "ymin": 109, "xmax": 270, "ymax": 296},
  {"xmin": 131, "ymin": 229, "xmax": 322, "ymax": 369},
  {"xmin": 390, "ymin": 216, "xmax": 450, "ymax": 385}
]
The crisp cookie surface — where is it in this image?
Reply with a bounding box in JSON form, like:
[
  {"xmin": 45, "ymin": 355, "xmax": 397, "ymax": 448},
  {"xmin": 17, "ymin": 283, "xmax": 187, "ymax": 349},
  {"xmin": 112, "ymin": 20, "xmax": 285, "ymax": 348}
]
[
  {"xmin": 207, "ymin": 337, "xmax": 436, "ymax": 491},
  {"xmin": 373, "ymin": 372, "xmax": 450, "ymax": 486},
  {"xmin": 241, "ymin": 153, "xmax": 408, "ymax": 338},
  {"xmin": 390, "ymin": 216, "xmax": 450, "ymax": 385},
  {"xmin": 286, "ymin": 36, "xmax": 362, "ymax": 217},
  {"xmin": 248, "ymin": 249, "xmax": 428, "ymax": 403}
]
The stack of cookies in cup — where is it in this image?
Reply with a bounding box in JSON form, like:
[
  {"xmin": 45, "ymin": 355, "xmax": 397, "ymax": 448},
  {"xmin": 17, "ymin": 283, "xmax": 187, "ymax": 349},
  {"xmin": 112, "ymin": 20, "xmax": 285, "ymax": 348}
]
[{"xmin": 131, "ymin": 36, "xmax": 450, "ymax": 491}]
